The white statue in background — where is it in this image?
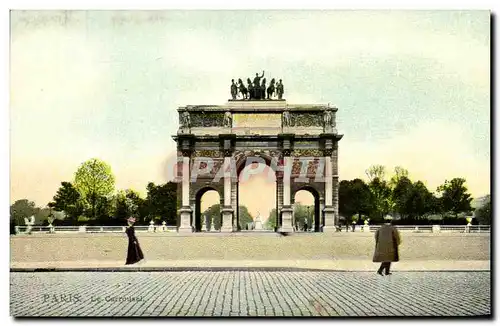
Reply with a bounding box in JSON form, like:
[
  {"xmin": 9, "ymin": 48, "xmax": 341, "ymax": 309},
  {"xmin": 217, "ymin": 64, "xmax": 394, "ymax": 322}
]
[
  {"xmin": 254, "ymin": 211, "xmax": 263, "ymax": 230},
  {"xmin": 148, "ymin": 219, "xmax": 155, "ymax": 232},
  {"xmin": 24, "ymin": 215, "xmax": 35, "ymax": 234}
]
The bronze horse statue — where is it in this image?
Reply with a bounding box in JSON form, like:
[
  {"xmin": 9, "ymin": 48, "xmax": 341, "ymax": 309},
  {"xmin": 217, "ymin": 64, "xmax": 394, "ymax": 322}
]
[{"xmin": 237, "ymin": 78, "xmax": 248, "ymax": 99}]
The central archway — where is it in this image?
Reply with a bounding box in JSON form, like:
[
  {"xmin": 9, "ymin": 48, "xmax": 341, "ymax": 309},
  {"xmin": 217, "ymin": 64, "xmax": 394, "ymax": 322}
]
[
  {"xmin": 234, "ymin": 151, "xmax": 280, "ymax": 231},
  {"xmin": 236, "ymin": 154, "xmax": 278, "ymax": 231}
]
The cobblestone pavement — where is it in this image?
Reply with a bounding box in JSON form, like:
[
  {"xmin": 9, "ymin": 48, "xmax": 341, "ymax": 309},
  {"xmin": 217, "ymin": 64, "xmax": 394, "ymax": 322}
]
[{"xmin": 10, "ymin": 271, "xmax": 490, "ymax": 317}]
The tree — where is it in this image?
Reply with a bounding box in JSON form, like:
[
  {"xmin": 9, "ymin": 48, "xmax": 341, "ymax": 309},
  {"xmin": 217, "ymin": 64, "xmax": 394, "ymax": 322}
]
[
  {"xmin": 436, "ymin": 178, "xmax": 473, "ymax": 219},
  {"xmin": 203, "ymin": 204, "xmax": 222, "ymax": 230},
  {"xmin": 35, "ymin": 207, "xmax": 53, "ymax": 225},
  {"xmin": 389, "ymin": 166, "xmax": 409, "ymax": 188},
  {"xmin": 93, "ymin": 195, "xmax": 114, "ymax": 224},
  {"xmin": 10, "ymin": 199, "xmax": 38, "ymax": 226},
  {"xmin": 48, "ymin": 181, "xmax": 85, "ymax": 225},
  {"xmin": 368, "ymin": 177, "xmax": 392, "ymax": 221},
  {"xmin": 365, "ymin": 165, "xmax": 386, "ymax": 182},
  {"xmin": 145, "ymin": 182, "xmax": 177, "ymax": 225},
  {"xmin": 475, "ymin": 195, "xmax": 491, "ymax": 225},
  {"xmin": 265, "ymin": 208, "xmax": 278, "ymax": 230},
  {"xmin": 238, "ymin": 206, "xmax": 254, "ymax": 230},
  {"xmin": 293, "ymin": 203, "xmax": 314, "ymax": 230},
  {"xmin": 391, "ymin": 176, "xmax": 413, "ymax": 219},
  {"xmin": 339, "ymin": 179, "xmax": 372, "ymax": 223},
  {"xmin": 113, "ymin": 190, "xmax": 130, "ymax": 223},
  {"xmin": 74, "ymin": 158, "xmax": 115, "ymax": 220},
  {"xmin": 406, "ymin": 181, "xmax": 435, "ymax": 219}
]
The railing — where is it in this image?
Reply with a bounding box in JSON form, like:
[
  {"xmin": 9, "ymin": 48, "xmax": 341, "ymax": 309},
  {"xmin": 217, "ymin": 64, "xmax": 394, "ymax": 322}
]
[
  {"xmin": 366, "ymin": 225, "xmax": 490, "ymax": 233},
  {"xmin": 14, "ymin": 225, "xmax": 178, "ymax": 234},
  {"xmin": 13, "ymin": 224, "xmax": 491, "ymax": 235},
  {"xmin": 440, "ymin": 225, "xmax": 491, "ymax": 233}
]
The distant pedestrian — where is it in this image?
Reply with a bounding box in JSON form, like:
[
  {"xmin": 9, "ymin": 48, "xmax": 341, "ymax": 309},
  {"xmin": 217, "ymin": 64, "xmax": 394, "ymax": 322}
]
[
  {"xmin": 373, "ymin": 217, "xmax": 401, "ymax": 276},
  {"xmin": 125, "ymin": 217, "xmax": 144, "ymax": 265}
]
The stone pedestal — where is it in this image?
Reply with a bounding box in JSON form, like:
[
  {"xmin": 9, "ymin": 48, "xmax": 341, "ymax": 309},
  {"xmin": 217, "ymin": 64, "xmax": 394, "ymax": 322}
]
[
  {"xmin": 178, "ymin": 206, "xmax": 193, "ymax": 233},
  {"xmin": 279, "ymin": 206, "xmax": 294, "ymax": 232},
  {"xmin": 322, "ymin": 206, "xmax": 336, "ymax": 233},
  {"xmin": 254, "ymin": 218, "xmax": 263, "ymax": 230},
  {"xmin": 221, "ymin": 206, "xmax": 234, "ymax": 232}
]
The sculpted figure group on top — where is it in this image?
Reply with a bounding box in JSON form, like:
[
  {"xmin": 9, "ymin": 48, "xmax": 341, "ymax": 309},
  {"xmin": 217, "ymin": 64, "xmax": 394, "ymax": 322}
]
[{"xmin": 230, "ymin": 70, "xmax": 284, "ymax": 100}]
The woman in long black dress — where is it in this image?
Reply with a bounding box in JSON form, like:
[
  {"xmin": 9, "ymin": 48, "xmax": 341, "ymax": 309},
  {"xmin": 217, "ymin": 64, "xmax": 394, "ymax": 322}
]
[{"xmin": 125, "ymin": 217, "xmax": 144, "ymax": 265}]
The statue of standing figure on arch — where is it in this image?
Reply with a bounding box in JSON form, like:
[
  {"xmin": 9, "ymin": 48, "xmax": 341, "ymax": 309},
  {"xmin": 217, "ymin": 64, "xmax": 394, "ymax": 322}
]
[
  {"xmin": 230, "ymin": 79, "xmax": 238, "ymax": 100},
  {"xmin": 224, "ymin": 111, "xmax": 232, "ymax": 128},
  {"xmin": 180, "ymin": 111, "xmax": 190, "ymax": 132},
  {"xmin": 276, "ymin": 79, "xmax": 284, "ymax": 100}
]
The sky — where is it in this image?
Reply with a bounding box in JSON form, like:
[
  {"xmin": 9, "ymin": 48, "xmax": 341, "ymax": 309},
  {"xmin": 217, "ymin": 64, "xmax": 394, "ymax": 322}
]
[{"xmin": 10, "ymin": 10, "xmax": 490, "ymax": 219}]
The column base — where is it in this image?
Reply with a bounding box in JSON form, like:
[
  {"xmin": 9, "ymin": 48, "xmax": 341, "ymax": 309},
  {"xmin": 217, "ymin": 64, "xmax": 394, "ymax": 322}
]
[
  {"xmin": 221, "ymin": 206, "xmax": 234, "ymax": 232},
  {"xmin": 279, "ymin": 206, "xmax": 294, "ymax": 233},
  {"xmin": 322, "ymin": 226, "xmax": 337, "ymax": 233},
  {"xmin": 178, "ymin": 206, "xmax": 193, "ymax": 233},
  {"xmin": 323, "ymin": 206, "xmax": 336, "ymax": 232}
]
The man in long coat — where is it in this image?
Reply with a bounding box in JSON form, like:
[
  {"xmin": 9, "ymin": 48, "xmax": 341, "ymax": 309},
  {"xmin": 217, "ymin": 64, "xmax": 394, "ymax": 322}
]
[{"xmin": 373, "ymin": 217, "xmax": 401, "ymax": 275}]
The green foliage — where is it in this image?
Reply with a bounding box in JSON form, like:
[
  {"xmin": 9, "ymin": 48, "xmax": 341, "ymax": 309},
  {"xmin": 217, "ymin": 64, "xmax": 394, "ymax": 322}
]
[
  {"xmin": 92, "ymin": 195, "xmax": 114, "ymax": 225},
  {"xmin": 10, "ymin": 199, "xmax": 38, "ymax": 225},
  {"xmin": 389, "ymin": 166, "xmax": 409, "ymax": 188},
  {"xmin": 406, "ymin": 181, "xmax": 435, "ymax": 219},
  {"xmin": 113, "ymin": 189, "xmax": 146, "ymax": 224},
  {"xmin": 436, "ymin": 178, "xmax": 473, "ymax": 218},
  {"xmin": 293, "ymin": 203, "xmax": 314, "ymax": 229},
  {"xmin": 36, "ymin": 207, "xmax": 53, "ymax": 225},
  {"xmin": 368, "ymin": 177, "xmax": 392, "ymax": 221},
  {"xmin": 145, "ymin": 182, "xmax": 177, "ymax": 225},
  {"xmin": 74, "ymin": 158, "xmax": 115, "ymax": 220},
  {"xmin": 474, "ymin": 195, "xmax": 491, "ymax": 225},
  {"xmin": 339, "ymin": 178, "xmax": 372, "ymax": 220},
  {"xmin": 265, "ymin": 208, "xmax": 278, "ymax": 230},
  {"xmin": 48, "ymin": 181, "xmax": 85, "ymax": 224},
  {"xmin": 203, "ymin": 204, "xmax": 222, "ymax": 230},
  {"xmin": 365, "ymin": 165, "xmax": 386, "ymax": 182},
  {"xmin": 238, "ymin": 206, "xmax": 254, "ymax": 230}
]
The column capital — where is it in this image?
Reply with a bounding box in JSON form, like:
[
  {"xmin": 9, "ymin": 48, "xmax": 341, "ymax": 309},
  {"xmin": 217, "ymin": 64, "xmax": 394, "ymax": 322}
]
[
  {"xmin": 219, "ymin": 134, "xmax": 236, "ymax": 157},
  {"xmin": 323, "ymin": 149, "xmax": 333, "ymax": 156}
]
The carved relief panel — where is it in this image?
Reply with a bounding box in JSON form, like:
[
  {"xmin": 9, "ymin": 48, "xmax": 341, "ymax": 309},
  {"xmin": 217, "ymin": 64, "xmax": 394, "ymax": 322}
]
[
  {"xmin": 289, "ymin": 112, "xmax": 323, "ymax": 127},
  {"xmin": 190, "ymin": 112, "xmax": 225, "ymax": 127}
]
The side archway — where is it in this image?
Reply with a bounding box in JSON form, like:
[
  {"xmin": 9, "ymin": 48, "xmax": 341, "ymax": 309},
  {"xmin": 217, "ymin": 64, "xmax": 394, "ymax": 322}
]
[
  {"xmin": 292, "ymin": 186, "xmax": 322, "ymax": 232},
  {"xmin": 194, "ymin": 186, "xmax": 222, "ymax": 232}
]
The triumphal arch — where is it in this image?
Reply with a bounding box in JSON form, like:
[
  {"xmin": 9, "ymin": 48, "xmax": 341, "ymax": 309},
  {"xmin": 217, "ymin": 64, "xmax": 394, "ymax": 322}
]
[{"xmin": 173, "ymin": 74, "xmax": 343, "ymax": 233}]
